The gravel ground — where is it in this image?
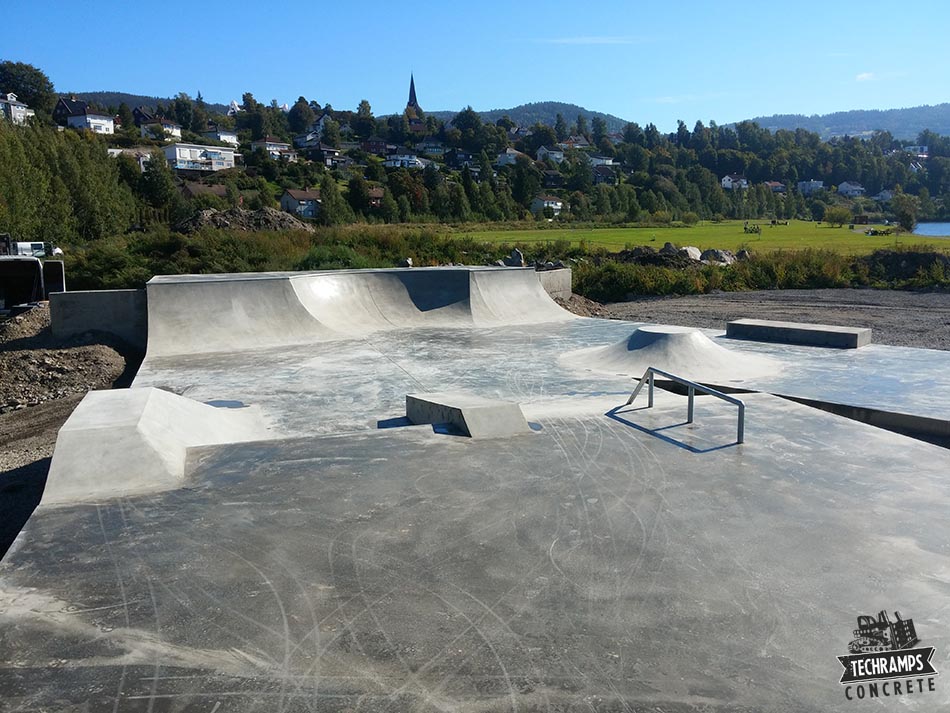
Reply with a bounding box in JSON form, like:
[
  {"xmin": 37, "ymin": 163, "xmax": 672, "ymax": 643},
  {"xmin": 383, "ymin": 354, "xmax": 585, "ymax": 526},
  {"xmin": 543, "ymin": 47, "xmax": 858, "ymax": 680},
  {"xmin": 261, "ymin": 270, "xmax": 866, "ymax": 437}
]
[{"xmin": 601, "ymin": 288, "xmax": 950, "ymax": 350}]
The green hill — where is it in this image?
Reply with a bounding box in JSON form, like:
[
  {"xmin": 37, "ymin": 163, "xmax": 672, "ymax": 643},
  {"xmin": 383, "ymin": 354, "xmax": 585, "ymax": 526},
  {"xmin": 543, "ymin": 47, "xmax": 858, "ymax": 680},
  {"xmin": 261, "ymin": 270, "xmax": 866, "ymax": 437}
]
[
  {"xmin": 58, "ymin": 91, "xmax": 230, "ymax": 115},
  {"xmin": 745, "ymin": 104, "xmax": 950, "ymax": 140},
  {"xmin": 427, "ymin": 101, "xmax": 628, "ymax": 132}
]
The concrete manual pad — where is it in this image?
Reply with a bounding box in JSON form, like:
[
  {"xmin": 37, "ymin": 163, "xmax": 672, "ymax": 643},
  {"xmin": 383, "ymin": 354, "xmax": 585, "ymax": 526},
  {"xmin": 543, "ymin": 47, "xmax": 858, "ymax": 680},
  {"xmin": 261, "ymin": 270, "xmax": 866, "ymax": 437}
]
[
  {"xmin": 2, "ymin": 394, "xmax": 949, "ymax": 711},
  {"xmin": 726, "ymin": 318, "xmax": 872, "ymax": 348},
  {"xmin": 406, "ymin": 391, "xmax": 532, "ymax": 438}
]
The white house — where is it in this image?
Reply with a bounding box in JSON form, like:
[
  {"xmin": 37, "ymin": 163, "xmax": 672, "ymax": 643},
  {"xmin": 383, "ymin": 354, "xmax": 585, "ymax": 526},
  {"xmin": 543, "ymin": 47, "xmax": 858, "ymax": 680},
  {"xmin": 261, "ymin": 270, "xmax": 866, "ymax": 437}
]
[
  {"xmin": 536, "ymin": 146, "xmax": 565, "ymax": 164},
  {"xmin": 163, "ymin": 143, "xmax": 237, "ymax": 171},
  {"xmin": 557, "ymin": 135, "xmax": 590, "ymax": 150},
  {"xmin": 871, "ymin": 189, "xmax": 894, "ymax": 202},
  {"xmin": 495, "ymin": 148, "xmax": 525, "ymax": 167},
  {"xmin": 202, "ymin": 127, "xmax": 239, "ymax": 146},
  {"xmin": 67, "ymin": 110, "xmax": 114, "ymax": 134},
  {"xmin": 251, "ymin": 136, "xmax": 294, "ymax": 161},
  {"xmin": 721, "ymin": 174, "xmax": 748, "ymax": 190},
  {"xmin": 530, "ymin": 194, "xmax": 564, "ymax": 216},
  {"xmin": 587, "ymin": 155, "xmax": 616, "ymax": 167},
  {"xmin": 384, "ymin": 151, "xmax": 423, "ymax": 169},
  {"xmin": 414, "ymin": 138, "xmax": 445, "ymax": 156},
  {"xmin": 294, "ymin": 130, "xmax": 322, "ymax": 149},
  {"xmin": 0, "ymin": 93, "xmax": 35, "ymax": 125},
  {"xmin": 140, "ymin": 118, "xmax": 182, "ymax": 140},
  {"xmin": 837, "ymin": 181, "xmax": 866, "ymax": 198},
  {"xmin": 904, "ymin": 145, "xmax": 929, "ymax": 158},
  {"xmin": 280, "ymin": 189, "xmax": 321, "ymax": 219},
  {"xmin": 797, "ymin": 179, "xmax": 824, "ymax": 196},
  {"xmin": 909, "ymin": 161, "xmax": 924, "ymax": 174}
]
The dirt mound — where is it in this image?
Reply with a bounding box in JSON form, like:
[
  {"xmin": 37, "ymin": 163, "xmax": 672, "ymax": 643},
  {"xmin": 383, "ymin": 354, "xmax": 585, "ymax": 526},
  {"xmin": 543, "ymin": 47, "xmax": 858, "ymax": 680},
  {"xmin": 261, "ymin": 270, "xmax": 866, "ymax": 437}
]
[
  {"xmin": 614, "ymin": 246, "xmax": 695, "ymax": 269},
  {"xmin": 176, "ymin": 206, "xmax": 316, "ymax": 234},
  {"xmin": 0, "ymin": 305, "xmax": 127, "ymax": 415},
  {"xmin": 555, "ymin": 294, "xmax": 611, "ymax": 318}
]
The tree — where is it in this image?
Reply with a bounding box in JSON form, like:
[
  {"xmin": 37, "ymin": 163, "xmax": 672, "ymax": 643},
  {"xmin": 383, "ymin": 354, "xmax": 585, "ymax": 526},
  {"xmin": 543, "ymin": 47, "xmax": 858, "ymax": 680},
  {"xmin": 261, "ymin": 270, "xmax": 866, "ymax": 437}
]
[
  {"xmin": 138, "ymin": 151, "xmax": 177, "ymax": 208},
  {"xmin": 554, "ymin": 113, "xmax": 568, "ymax": 141},
  {"xmin": 823, "ymin": 205, "xmax": 852, "ymax": 227},
  {"xmin": 891, "ymin": 189, "xmax": 919, "ymax": 232},
  {"xmin": 592, "ymin": 117, "xmax": 608, "ymax": 146},
  {"xmin": 0, "ymin": 61, "xmax": 55, "ymax": 115},
  {"xmin": 321, "ymin": 118, "xmax": 341, "ymax": 147},
  {"xmin": 318, "ymin": 173, "xmax": 355, "ymax": 225},
  {"xmin": 352, "ymin": 99, "xmax": 375, "ymax": 139},
  {"xmin": 288, "ymin": 96, "xmax": 315, "ymax": 134},
  {"xmin": 116, "ymin": 103, "xmax": 135, "ymax": 136}
]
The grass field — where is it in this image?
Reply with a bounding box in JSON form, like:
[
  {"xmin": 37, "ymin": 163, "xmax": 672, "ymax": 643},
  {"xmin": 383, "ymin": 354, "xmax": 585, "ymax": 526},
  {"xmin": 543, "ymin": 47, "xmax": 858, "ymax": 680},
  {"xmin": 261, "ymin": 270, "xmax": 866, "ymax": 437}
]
[{"xmin": 459, "ymin": 220, "xmax": 950, "ymax": 254}]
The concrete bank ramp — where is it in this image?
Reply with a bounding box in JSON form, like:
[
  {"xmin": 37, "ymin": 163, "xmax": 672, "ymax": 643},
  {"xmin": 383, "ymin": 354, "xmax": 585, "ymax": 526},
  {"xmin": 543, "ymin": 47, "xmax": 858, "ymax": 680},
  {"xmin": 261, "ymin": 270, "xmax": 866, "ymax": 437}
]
[
  {"xmin": 42, "ymin": 388, "xmax": 271, "ymax": 505},
  {"xmin": 561, "ymin": 325, "xmax": 780, "ymax": 383},
  {"xmin": 146, "ymin": 267, "xmax": 573, "ymax": 357}
]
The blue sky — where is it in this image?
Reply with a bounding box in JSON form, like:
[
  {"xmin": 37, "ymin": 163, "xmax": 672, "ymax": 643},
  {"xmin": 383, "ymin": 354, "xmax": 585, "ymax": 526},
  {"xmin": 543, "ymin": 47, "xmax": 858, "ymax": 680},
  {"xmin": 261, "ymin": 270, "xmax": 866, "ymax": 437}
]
[{"xmin": 5, "ymin": 0, "xmax": 949, "ymax": 130}]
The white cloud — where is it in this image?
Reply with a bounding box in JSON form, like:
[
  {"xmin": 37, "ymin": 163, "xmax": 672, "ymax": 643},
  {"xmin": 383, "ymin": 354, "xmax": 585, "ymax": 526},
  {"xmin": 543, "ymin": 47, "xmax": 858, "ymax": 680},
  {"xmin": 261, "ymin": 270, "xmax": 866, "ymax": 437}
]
[{"xmin": 856, "ymin": 72, "xmax": 876, "ymax": 82}]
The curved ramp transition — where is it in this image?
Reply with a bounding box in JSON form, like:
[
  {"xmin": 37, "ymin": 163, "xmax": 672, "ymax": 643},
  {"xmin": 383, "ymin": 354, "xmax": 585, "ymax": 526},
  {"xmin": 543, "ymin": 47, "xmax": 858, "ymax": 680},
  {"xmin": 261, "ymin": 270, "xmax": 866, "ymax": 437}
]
[
  {"xmin": 145, "ymin": 267, "xmax": 573, "ymax": 357},
  {"xmin": 561, "ymin": 325, "xmax": 781, "ymax": 383}
]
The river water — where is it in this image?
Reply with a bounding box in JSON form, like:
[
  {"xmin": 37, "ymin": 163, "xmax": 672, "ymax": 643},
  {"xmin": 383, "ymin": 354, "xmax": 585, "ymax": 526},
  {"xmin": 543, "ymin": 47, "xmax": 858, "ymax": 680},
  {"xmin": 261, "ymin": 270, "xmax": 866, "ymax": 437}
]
[{"xmin": 912, "ymin": 222, "xmax": 950, "ymax": 237}]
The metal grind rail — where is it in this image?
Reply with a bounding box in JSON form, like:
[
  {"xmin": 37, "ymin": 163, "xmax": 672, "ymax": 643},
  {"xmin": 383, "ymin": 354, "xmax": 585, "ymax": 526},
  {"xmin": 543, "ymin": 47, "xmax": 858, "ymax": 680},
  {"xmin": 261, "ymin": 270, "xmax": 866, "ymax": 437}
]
[{"xmin": 625, "ymin": 367, "xmax": 746, "ymax": 444}]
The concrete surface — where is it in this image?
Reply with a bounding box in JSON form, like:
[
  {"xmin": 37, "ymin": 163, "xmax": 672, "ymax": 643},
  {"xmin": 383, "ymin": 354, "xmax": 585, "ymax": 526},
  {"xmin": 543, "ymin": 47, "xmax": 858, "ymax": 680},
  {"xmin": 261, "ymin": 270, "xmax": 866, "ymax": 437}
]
[
  {"xmin": 560, "ymin": 325, "xmax": 780, "ymax": 382},
  {"xmin": 4, "ymin": 268, "xmax": 950, "ymax": 711},
  {"xmin": 145, "ymin": 267, "xmax": 572, "ymax": 357},
  {"xmin": 536, "ymin": 267, "xmax": 572, "ymax": 300},
  {"xmin": 726, "ymin": 318, "xmax": 872, "ymax": 348},
  {"xmin": 406, "ymin": 392, "xmax": 532, "ymax": 438},
  {"xmin": 42, "ymin": 387, "xmax": 272, "ymax": 505},
  {"xmin": 50, "ymin": 288, "xmax": 148, "ymax": 350}
]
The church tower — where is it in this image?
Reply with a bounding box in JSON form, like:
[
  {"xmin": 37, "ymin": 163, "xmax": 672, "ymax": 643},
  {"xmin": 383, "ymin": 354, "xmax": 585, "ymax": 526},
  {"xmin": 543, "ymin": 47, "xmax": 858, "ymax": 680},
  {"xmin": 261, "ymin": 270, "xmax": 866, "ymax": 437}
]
[{"xmin": 406, "ymin": 74, "xmax": 422, "ymax": 117}]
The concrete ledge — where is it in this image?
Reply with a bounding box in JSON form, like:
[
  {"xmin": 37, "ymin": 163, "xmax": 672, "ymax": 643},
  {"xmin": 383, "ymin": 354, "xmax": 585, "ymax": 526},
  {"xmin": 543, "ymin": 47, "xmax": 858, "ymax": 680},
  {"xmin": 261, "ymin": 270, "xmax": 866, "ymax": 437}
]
[
  {"xmin": 50, "ymin": 289, "xmax": 148, "ymax": 350},
  {"xmin": 537, "ymin": 268, "xmax": 572, "ymax": 300},
  {"xmin": 406, "ymin": 392, "xmax": 532, "ymax": 439},
  {"xmin": 43, "ymin": 387, "xmax": 270, "ymax": 505},
  {"xmin": 726, "ymin": 318, "xmax": 871, "ymax": 349}
]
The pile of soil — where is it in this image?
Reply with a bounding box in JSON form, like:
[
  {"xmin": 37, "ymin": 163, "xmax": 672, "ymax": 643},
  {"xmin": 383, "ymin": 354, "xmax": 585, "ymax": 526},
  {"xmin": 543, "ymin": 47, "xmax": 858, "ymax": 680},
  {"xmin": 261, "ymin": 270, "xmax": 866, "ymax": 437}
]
[
  {"xmin": 613, "ymin": 246, "xmax": 697, "ymax": 269},
  {"xmin": 176, "ymin": 206, "xmax": 315, "ymax": 233},
  {"xmin": 555, "ymin": 294, "xmax": 611, "ymax": 318}
]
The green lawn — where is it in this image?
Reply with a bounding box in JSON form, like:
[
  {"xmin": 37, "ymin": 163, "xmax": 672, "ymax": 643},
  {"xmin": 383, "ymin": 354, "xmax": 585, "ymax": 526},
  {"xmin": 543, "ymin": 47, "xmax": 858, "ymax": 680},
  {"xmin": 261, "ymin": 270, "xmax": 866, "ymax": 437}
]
[{"xmin": 459, "ymin": 221, "xmax": 950, "ymax": 254}]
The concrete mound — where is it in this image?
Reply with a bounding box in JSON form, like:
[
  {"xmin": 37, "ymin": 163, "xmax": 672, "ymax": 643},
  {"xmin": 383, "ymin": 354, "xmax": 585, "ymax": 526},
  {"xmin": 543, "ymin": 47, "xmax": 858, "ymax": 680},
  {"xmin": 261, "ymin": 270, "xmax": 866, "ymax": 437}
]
[
  {"xmin": 42, "ymin": 388, "xmax": 271, "ymax": 505},
  {"xmin": 560, "ymin": 325, "xmax": 780, "ymax": 383}
]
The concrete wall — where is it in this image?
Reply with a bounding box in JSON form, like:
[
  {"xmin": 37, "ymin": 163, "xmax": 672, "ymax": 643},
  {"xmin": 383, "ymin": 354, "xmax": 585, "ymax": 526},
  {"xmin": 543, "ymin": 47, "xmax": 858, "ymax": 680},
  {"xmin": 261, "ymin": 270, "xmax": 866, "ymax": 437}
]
[
  {"xmin": 50, "ymin": 289, "xmax": 147, "ymax": 351},
  {"xmin": 537, "ymin": 268, "xmax": 572, "ymax": 300}
]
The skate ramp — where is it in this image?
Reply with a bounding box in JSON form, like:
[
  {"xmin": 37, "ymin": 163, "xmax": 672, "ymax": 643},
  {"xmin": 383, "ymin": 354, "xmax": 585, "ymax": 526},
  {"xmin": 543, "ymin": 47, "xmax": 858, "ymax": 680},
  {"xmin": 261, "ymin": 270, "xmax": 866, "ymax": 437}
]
[
  {"xmin": 145, "ymin": 267, "xmax": 573, "ymax": 357},
  {"xmin": 561, "ymin": 325, "xmax": 781, "ymax": 383},
  {"xmin": 42, "ymin": 387, "xmax": 271, "ymax": 505}
]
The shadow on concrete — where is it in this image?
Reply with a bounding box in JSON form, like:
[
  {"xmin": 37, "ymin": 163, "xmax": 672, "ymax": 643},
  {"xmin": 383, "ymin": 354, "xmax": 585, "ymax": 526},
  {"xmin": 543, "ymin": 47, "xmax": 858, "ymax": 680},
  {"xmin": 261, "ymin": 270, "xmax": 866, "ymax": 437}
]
[
  {"xmin": 605, "ymin": 406, "xmax": 739, "ymax": 453},
  {"xmin": 0, "ymin": 457, "xmax": 49, "ymax": 560}
]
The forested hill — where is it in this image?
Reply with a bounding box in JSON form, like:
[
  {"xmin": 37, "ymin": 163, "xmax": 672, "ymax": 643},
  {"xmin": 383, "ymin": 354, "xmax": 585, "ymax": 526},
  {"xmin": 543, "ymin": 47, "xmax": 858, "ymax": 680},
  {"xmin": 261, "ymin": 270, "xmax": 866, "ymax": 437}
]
[
  {"xmin": 427, "ymin": 102, "xmax": 628, "ymax": 132},
  {"xmin": 746, "ymin": 104, "xmax": 950, "ymax": 140},
  {"xmin": 59, "ymin": 91, "xmax": 230, "ymax": 115}
]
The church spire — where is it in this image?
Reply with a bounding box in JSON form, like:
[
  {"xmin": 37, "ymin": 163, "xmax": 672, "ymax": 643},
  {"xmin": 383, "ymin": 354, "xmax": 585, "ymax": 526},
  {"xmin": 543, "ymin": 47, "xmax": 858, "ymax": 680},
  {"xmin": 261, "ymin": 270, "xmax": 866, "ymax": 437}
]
[{"xmin": 407, "ymin": 74, "xmax": 420, "ymax": 113}]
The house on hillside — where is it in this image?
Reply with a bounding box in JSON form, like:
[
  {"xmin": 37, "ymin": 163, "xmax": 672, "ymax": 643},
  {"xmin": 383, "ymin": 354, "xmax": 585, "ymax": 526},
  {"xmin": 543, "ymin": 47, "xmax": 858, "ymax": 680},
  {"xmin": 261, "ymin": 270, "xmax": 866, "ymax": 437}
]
[
  {"xmin": 362, "ymin": 136, "xmax": 391, "ymax": 156},
  {"xmin": 132, "ymin": 106, "xmax": 156, "ymax": 126},
  {"xmin": 280, "ymin": 188, "xmax": 321, "ymax": 219},
  {"xmin": 592, "ymin": 165, "xmax": 617, "ymax": 185},
  {"xmin": 537, "ymin": 146, "xmax": 565, "ymax": 164},
  {"xmin": 530, "ymin": 194, "xmax": 564, "ymax": 217},
  {"xmin": 904, "ymin": 145, "xmax": 929, "ymax": 158},
  {"xmin": 587, "ymin": 155, "xmax": 616, "ymax": 167},
  {"xmin": 557, "ymin": 135, "xmax": 590, "ymax": 150},
  {"xmin": 837, "ymin": 181, "xmax": 865, "ymax": 198},
  {"xmin": 53, "ymin": 97, "xmax": 87, "ymax": 126},
  {"xmin": 294, "ymin": 130, "xmax": 322, "ymax": 149},
  {"xmin": 0, "ymin": 93, "xmax": 35, "ymax": 125},
  {"xmin": 797, "ymin": 179, "xmax": 824, "ymax": 196},
  {"xmin": 163, "ymin": 143, "xmax": 237, "ymax": 171},
  {"xmin": 368, "ymin": 186, "xmax": 385, "ymax": 208},
  {"xmin": 763, "ymin": 181, "xmax": 786, "ymax": 193},
  {"xmin": 140, "ymin": 118, "xmax": 182, "ymax": 140},
  {"xmin": 67, "ymin": 109, "xmax": 115, "ymax": 134},
  {"xmin": 871, "ymin": 189, "xmax": 894, "ymax": 202},
  {"xmin": 543, "ymin": 169, "xmax": 564, "ymax": 188},
  {"xmin": 721, "ymin": 174, "xmax": 748, "ymax": 190},
  {"xmin": 909, "ymin": 161, "xmax": 924, "ymax": 174},
  {"xmin": 251, "ymin": 137, "xmax": 296, "ymax": 161},
  {"xmin": 202, "ymin": 126, "xmax": 239, "ymax": 146},
  {"xmin": 384, "ymin": 151, "xmax": 423, "ymax": 169},
  {"xmin": 496, "ymin": 148, "xmax": 526, "ymax": 167},
  {"xmin": 414, "ymin": 138, "xmax": 444, "ymax": 156}
]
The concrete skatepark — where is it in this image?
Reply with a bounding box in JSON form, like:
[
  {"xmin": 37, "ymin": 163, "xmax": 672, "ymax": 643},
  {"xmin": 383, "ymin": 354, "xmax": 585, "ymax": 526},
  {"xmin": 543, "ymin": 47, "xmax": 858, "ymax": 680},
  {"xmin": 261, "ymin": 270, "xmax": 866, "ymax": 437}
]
[{"xmin": 2, "ymin": 266, "xmax": 950, "ymax": 711}]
